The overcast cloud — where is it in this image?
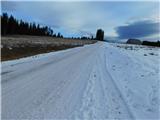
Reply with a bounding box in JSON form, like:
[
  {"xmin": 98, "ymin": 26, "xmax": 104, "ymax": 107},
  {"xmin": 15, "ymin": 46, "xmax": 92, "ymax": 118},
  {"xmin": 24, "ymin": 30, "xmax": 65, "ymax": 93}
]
[{"xmin": 1, "ymin": 1, "xmax": 160, "ymax": 40}]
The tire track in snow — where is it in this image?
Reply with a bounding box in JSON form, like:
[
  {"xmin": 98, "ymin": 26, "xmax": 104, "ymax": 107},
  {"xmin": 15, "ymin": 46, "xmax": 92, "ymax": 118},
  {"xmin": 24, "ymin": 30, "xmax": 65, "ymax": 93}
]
[
  {"xmin": 101, "ymin": 46, "xmax": 135, "ymax": 119},
  {"xmin": 74, "ymin": 65, "xmax": 97, "ymax": 119},
  {"xmin": 72, "ymin": 43, "xmax": 135, "ymax": 119},
  {"xmin": 70, "ymin": 44, "xmax": 104, "ymax": 119},
  {"xmin": 72, "ymin": 58, "xmax": 109, "ymax": 119}
]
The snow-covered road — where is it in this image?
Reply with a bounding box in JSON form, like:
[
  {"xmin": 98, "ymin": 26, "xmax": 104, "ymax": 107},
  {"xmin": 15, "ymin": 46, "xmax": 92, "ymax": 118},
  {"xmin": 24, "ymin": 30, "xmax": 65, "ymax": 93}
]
[{"xmin": 1, "ymin": 42, "xmax": 159, "ymax": 119}]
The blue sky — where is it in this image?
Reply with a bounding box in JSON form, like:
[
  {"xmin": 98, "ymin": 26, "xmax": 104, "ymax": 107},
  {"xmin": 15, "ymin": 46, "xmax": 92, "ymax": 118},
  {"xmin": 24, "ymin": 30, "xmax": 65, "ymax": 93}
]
[{"xmin": 1, "ymin": 1, "xmax": 160, "ymax": 41}]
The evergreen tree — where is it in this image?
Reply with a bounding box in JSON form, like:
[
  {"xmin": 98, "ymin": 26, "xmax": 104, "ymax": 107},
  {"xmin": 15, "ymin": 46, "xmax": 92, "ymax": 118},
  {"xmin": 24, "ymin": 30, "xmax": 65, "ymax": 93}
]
[
  {"xmin": 1, "ymin": 13, "xmax": 8, "ymax": 35},
  {"xmin": 57, "ymin": 32, "xmax": 61, "ymax": 37},
  {"xmin": 96, "ymin": 29, "xmax": 104, "ymax": 41},
  {"xmin": 1, "ymin": 13, "xmax": 57, "ymax": 37}
]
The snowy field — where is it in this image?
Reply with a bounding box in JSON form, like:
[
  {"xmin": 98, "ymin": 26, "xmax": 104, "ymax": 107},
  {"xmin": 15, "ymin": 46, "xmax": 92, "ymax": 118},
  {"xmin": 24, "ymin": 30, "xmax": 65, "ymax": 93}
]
[{"xmin": 1, "ymin": 42, "xmax": 160, "ymax": 119}]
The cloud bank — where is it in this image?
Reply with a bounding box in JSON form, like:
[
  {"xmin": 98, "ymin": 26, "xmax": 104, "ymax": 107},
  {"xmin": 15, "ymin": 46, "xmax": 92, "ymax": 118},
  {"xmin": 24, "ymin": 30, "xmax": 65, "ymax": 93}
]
[{"xmin": 115, "ymin": 20, "xmax": 160, "ymax": 39}]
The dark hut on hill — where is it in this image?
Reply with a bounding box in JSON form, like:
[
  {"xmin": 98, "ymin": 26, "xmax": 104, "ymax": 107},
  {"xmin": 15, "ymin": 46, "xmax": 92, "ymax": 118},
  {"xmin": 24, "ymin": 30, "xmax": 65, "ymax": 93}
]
[{"xmin": 126, "ymin": 39, "xmax": 142, "ymax": 45}]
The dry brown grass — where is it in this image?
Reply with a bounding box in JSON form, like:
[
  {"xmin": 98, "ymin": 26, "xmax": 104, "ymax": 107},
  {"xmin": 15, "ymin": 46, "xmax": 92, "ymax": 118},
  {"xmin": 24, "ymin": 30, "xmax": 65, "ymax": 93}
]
[{"xmin": 1, "ymin": 35, "xmax": 97, "ymax": 61}]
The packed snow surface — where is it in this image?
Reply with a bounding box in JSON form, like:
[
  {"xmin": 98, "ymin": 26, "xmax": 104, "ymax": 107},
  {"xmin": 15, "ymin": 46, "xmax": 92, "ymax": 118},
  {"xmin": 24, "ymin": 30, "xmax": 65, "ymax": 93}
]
[{"xmin": 1, "ymin": 42, "xmax": 159, "ymax": 119}]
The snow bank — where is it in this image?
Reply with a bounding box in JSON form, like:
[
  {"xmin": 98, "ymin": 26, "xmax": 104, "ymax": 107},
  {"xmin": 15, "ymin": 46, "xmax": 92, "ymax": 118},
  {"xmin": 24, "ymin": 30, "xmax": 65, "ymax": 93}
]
[{"xmin": 105, "ymin": 43, "xmax": 160, "ymax": 119}]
